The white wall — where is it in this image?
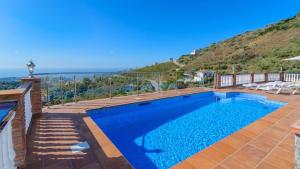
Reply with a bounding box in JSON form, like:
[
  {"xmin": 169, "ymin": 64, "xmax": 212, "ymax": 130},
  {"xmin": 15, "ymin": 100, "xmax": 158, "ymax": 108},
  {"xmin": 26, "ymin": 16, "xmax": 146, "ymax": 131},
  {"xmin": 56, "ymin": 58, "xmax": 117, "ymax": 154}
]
[
  {"xmin": 0, "ymin": 112, "xmax": 17, "ymax": 169},
  {"xmin": 24, "ymin": 89, "xmax": 32, "ymax": 134}
]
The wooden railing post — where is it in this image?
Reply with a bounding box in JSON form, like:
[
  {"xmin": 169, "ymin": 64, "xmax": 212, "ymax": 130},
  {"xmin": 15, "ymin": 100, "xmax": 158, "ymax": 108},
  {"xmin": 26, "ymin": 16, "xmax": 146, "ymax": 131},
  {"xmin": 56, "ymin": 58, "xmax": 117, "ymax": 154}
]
[
  {"xmin": 250, "ymin": 73, "xmax": 254, "ymax": 83},
  {"xmin": 214, "ymin": 73, "xmax": 217, "ymax": 89},
  {"xmin": 232, "ymin": 74, "xmax": 236, "ymax": 87},
  {"xmin": 264, "ymin": 72, "xmax": 268, "ymax": 82},
  {"xmin": 280, "ymin": 71, "xmax": 285, "ymax": 81},
  {"xmin": 214, "ymin": 72, "xmax": 221, "ymax": 89}
]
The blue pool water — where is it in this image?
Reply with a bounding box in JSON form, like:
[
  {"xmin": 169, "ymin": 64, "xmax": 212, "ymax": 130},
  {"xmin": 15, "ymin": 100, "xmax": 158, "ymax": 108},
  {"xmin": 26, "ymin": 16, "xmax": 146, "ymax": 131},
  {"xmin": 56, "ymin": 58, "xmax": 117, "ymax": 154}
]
[
  {"xmin": 0, "ymin": 102, "xmax": 16, "ymax": 122},
  {"xmin": 88, "ymin": 92, "xmax": 285, "ymax": 169}
]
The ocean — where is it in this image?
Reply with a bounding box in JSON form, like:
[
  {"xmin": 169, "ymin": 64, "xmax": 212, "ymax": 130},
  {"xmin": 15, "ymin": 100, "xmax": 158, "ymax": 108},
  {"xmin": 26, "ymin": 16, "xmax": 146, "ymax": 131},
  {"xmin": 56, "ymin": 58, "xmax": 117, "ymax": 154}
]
[{"xmin": 0, "ymin": 68, "xmax": 126, "ymax": 79}]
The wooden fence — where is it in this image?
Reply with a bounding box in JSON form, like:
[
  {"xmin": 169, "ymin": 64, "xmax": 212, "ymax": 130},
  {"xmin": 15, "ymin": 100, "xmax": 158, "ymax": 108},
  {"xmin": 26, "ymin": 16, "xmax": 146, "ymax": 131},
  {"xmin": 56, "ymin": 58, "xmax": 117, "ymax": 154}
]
[{"xmin": 215, "ymin": 72, "xmax": 292, "ymax": 88}]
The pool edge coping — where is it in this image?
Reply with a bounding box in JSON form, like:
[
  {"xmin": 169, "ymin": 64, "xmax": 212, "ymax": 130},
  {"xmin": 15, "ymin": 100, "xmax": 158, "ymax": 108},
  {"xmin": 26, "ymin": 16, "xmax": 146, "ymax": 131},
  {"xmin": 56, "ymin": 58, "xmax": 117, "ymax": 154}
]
[{"xmin": 83, "ymin": 116, "xmax": 134, "ymax": 169}]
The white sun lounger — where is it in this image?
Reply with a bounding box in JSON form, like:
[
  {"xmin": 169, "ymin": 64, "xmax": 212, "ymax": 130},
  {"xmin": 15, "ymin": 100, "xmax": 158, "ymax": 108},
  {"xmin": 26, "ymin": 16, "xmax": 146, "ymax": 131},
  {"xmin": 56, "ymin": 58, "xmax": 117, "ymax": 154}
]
[
  {"xmin": 262, "ymin": 85, "xmax": 280, "ymax": 91},
  {"xmin": 276, "ymin": 82, "xmax": 300, "ymax": 95},
  {"xmin": 242, "ymin": 83, "xmax": 258, "ymax": 89},
  {"xmin": 256, "ymin": 81, "xmax": 282, "ymax": 90}
]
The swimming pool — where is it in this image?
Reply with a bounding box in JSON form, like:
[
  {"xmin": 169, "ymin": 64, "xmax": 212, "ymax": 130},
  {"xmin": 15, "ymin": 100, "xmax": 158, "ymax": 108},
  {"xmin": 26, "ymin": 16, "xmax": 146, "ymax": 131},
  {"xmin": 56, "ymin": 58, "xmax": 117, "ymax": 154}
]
[
  {"xmin": 88, "ymin": 92, "xmax": 285, "ymax": 169},
  {"xmin": 0, "ymin": 102, "xmax": 16, "ymax": 123}
]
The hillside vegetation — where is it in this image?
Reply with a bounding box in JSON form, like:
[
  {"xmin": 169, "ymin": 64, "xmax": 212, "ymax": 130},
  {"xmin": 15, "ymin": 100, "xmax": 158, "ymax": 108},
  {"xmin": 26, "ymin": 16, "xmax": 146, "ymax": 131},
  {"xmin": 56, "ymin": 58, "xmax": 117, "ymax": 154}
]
[
  {"xmin": 142, "ymin": 13, "xmax": 300, "ymax": 74},
  {"xmin": 136, "ymin": 62, "xmax": 178, "ymax": 72},
  {"xmin": 135, "ymin": 62, "xmax": 181, "ymax": 81}
]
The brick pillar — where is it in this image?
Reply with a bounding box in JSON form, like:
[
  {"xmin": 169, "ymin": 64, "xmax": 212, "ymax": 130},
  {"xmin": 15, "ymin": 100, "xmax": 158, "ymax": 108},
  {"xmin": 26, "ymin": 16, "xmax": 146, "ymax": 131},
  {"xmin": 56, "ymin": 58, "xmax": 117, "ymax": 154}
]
[
  {"xmin": 12, "ymin": 96, "xmax": 26, "ymax": 168},
  {"xmin": 0, "ymin": 89, "xmax": 29, "ymax": 168},
  {"xmin": 280, "ymin": 71, "xmax": 285, "ymax": 81},
  {"xmin": 232, "ymin": 74, "xmax": 236, "ymax": 87},
  {"xmin": 264, "ymin": 72, "xmax": 268, "ymax": 82},
  {"xmin": 251, "ymin": 73, "xmax": 254, "ymax": 83},
  {"xmin": 21, "ymin": 78, "xmax": 42, "ymax": 118},
  {"xmin": 0, "ymin": 82, "xmax": 36, "ymax": 169}
]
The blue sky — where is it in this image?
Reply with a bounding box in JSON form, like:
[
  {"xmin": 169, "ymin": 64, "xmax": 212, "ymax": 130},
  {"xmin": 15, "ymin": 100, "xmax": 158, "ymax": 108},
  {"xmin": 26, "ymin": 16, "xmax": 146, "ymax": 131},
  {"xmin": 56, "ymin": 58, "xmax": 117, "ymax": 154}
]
[{"xmin": 0, "ymin": 0, "xmax": 299, "ymax": 70}]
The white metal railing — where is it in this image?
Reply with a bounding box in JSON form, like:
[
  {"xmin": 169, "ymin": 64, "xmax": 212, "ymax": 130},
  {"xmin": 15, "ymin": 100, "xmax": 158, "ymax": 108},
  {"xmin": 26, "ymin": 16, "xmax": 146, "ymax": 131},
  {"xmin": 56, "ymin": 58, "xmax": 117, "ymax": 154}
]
[
  {"xmin": 236, "ymin": 74, "xmax": 251, "ymax": 85},
  {"xmin": 254, "ymin": 73, "xmax": 265, "ymax": 82},
  {"xmin": 24, "ymin": 89, "xmax": 32, "ymax": 134},
  {"xmin": 268, "ymin": 73, "xmax": 280, "ymax": 82},
  {"xmin": 0, "ymin": 112, "xmax": 17, "ymax": 169},
  {"xmin": 220, "ymin": 75, "xmax": 233, "ymax": 87},
  {"xmin": 284, "ymin": 73, "xmax": 300, "ymax": 82}
]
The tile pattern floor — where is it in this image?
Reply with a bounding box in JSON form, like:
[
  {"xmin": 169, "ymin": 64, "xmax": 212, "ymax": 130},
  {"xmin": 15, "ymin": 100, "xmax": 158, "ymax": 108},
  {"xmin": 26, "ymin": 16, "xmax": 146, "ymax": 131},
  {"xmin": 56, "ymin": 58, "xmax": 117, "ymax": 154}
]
[
  {"xmin": 26, "ymin": 88, "xmax": 208, "ymax": 169},
  {"xmin": 26, "ymin": 112, "xmax": 105, "ymax": 169},
  {"xmin": 172, "ymin": 88, "xmax": 299, "ymax": 169},
  {"xmin": 26, "ymin": 88, "xmax": 299, "ymax": 169}
]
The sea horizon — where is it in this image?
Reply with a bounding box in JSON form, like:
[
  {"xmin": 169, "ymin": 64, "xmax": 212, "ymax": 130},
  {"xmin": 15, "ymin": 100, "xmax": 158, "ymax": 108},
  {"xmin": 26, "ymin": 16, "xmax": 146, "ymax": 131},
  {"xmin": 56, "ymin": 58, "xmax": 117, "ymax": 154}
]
[{"xmin": 0, "ymin": 68, "xmax": 128, "ymax": 78}]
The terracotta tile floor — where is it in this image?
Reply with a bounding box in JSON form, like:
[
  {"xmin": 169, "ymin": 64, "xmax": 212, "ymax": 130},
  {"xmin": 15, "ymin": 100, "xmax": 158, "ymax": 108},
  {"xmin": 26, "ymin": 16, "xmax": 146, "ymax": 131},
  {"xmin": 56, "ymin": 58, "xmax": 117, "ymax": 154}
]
[
  {"xmin": 26, "ymin": 88, "xmax": 299, "ymax": 169},
  {"xmin": 172, "ymin": 88, "xmax": 299, "ymax": 169}
]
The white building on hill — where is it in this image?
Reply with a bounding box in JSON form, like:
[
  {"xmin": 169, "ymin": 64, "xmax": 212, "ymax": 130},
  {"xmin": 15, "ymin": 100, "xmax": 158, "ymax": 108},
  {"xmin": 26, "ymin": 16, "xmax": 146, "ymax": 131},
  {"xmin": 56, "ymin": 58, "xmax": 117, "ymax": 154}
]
[
  {"xmin": 190, "ymin": 49, "xmax": 196, "ymax": 55},
  {"xmin": 193, "ymin": 70, "xmax": 214, "ymax": 82}
]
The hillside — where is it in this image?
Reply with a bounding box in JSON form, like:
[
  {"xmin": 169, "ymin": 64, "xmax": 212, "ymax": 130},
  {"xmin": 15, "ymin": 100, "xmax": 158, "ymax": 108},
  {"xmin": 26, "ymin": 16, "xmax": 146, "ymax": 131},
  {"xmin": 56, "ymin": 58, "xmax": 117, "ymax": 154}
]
[
  {"xmin": 135, "ymin": 62, "xmax": 181, "ymax": 81},
  {"xmin": 136, "ymin": 62, "xmax": 178, "ymax": 72},
  {"xmin": 142, "ymin": 13, "xmax": 300, "ymax": 74}
]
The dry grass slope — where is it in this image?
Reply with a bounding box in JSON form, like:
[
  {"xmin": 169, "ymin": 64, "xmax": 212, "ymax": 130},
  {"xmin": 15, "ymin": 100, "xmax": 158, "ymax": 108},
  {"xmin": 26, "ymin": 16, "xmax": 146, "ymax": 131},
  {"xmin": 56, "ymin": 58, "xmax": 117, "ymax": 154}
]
[{"xmin": 145, "ymin": 13, "xmax": 300, "ymax": 74}]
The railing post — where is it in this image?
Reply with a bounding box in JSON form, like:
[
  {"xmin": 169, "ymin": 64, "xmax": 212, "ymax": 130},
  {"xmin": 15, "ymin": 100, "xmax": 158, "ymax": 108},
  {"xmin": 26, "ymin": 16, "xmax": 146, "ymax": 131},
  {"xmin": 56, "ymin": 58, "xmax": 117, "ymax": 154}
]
[
  {"xmin": 280, "ymin": 71, "xmax": 285, "ymax": 81},
  {"xmin": 251, "ymin": 73, "xmax": 254, "ymax": 83},
  {"xmin": 214, "ymin": 72, "xmax": 221, "ymax": 89},
  {"xmin": 175, "ymin": 71, "xmax": 178, "ymax": 90},
  {"xmin": 73, "ymin": 75, "xmax": 77, "ymax": 103},
  {"xmin": 264, "ymin": 72, "xmax": 269, "ymax": 82},
  {"xmin": 60, "ymin": 76, "xmax": 64, "ymax": 105},
  {"xmin": 109, "ymin": 77, "xmax": 112, "ymax": 99},
  {"xmin": 232, "ymin": 74, "xmax": 236, "ymax": 87},
  {"xmin": 46, "ymin": 76, "xmax": 49, "ymax": 106},
  {"xmin": 136, "ymin": 72, "xmax": 139, "ymax": 96},
  {"xmin": 214, "ymin": 73, "xmax": 217, "ymax": 89},
  {"xmin": 94, "ymin": 75, "xmax": 97, "ymax": 99},
  {"xmin": 157, "ymin": 72, "xmax": 161, "ymax": 93}
]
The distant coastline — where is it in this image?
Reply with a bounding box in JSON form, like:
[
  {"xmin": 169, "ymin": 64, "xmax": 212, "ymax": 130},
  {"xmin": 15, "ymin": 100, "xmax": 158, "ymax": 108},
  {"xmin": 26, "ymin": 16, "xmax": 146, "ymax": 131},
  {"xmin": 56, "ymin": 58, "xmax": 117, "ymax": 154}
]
[{"xmin": 0, "ymin": 68, "xmax": 127, "ymax": 79}]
